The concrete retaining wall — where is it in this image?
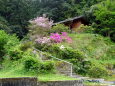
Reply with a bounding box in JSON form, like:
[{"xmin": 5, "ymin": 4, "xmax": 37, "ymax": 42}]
[
  {"xmin": 0, "ymin": 77, "xmax": 84, "ymax": 86},
  {"xmin": 0, "ymin": 77, "xmax": 37, "ymax": 86},
  {"xmin": 38, "ymin": 80, "xmax": 84, "ymax": 86}
]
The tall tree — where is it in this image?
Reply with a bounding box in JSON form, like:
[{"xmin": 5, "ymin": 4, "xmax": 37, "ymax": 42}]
[
  {"xmin": 0, "ymin": 0, "xmax": 34, "ymax": 38},
  {"xmin": 91, "ymin": 0, "xmax": 115, "ymax": 41}
]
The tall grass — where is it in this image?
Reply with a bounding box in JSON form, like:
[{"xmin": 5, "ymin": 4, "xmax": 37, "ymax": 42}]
[{"xmin": 59, "ymin": 33, "xmax": 115, "ymax": 60}]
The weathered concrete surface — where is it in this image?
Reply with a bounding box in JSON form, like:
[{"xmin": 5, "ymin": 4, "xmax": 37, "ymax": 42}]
[
  {"xmin": 0, "ymin": 77, "xmax": 37, "ymax": 86},
  {"xmin": 37, "ymin": 80, "xmax": 84, "ymax": 86},
  {"xmin": 0, "ymin": 77, "xmax": 85, "ymax": 86}
]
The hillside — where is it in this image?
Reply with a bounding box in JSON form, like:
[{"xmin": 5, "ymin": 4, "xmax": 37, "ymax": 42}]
[
  {"xmin": 0, "ymin": 31, "xmax": 114, "ymax": 81},
  {"xmin": 0, "ymin": 0, "xmax": 115, "ymax": 85}
]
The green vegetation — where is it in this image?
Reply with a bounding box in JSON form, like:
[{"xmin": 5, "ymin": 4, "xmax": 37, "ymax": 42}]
[
  {"xmin": 0, "ymin": 59, "xmax": 76, "ymax": 81},
  {"xmin": 0, "ymin": 30, "xmax": 19, "ymax": 60},
  {"xmin": 0, "ymin": 0, "xmax": 107, "ymax": 38},
  {"xmin": 0, "ymin": 0, "xmax": 115, "ymax": 82},
  {"xmin": 89, "ymin": 0, "xmax": 115, "ymax": 42},
  {"xmin": 49, "ymin": 24, "xmax": 70, "ymax": 34},
  {"xmin": 38, "ymin": 74, "xmax": 77, "ymax": 81},
  {"xmin": 62, "ymin": 34, "xmax": 115, "ymax": 78},
  {"xmin": 36, "ymin": 33, "xmax": 115, "ymax": 78},
  {"xmin": 84, "ymin": 81, "xmax": 108, "ymax": 86},
  {"xmin": 0, "ymin": 69, "xmax": 76, "ymax": 81},
  {"xmin": 68, "ymin": 33, "xmax": 115, "ymax": 60}
]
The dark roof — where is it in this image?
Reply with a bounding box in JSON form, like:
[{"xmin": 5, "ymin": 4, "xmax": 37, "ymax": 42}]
[{"xmin": 54, "ymin": 15, "xmax": 84, "ymax": 25}]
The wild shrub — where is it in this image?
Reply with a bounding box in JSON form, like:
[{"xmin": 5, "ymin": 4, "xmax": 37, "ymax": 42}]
[
  {"xmin": 36, "ymin": 44, "xmax": 85, "ymax": 60},
  {"xmin": 50, "ymin": 32, "xmax": 72, "ymax": 43},
  {"xmin": 24, "ymin": 56, "xmax": 42, "ymax": 73},
  {"xmin": 19, "ymin": 42, "xmax": 33, "ymax": 51},
  {"xmin": 88, "ymin": 62, "xmax": 108, "ymax": 78},
  {"xmin": 76, "ymin": 24, "xmax": 95, "ymax": 33},
  {"xmin": 28, "ymin": 16, "xmax": 53, "ymax": 39},
  {"xmin": 5, "ymin": 41, "xmax": 33, "ymax": 60},
  {"xmin": 24, "ymin": 54, "xmax": 55, "ymax": 73},
  {"xmin": 49, "ymin": 24, "xmax": 70, "ymax": 33},
  {"xmin": 35, "ymin": 32, "xmax": 72, "ymax": 49},
  {"xmin": 0, "ymin": 30, "xmax": 8, "ymax": 59},
  {"xmin": 6, "ymin": 45, "xmax": 23, "ymax": 60},
  {"xmin": 41, "ymin": 61, "xmax": 55, "ymax": 73},
  {"xmin": 70, "ymin": 59, "xmax": 92, "ymax": 75},
  {"xmin": 0, "ymin": 30, "xmax": 19, "ymax": 60}
]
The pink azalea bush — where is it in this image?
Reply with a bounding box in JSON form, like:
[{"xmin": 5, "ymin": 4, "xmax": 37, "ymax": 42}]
[
  {"xmin": 29, "ymin": 16, "xmax": 53, "ymax": 29},
  {"xmin": 35, "ymin": 32, "xmax": 72, "ymax": 45},
  {"xmin": 29, "ymin": 16, "xmax": 72, "ymax": 44},
  {"xmin": 29, "ymin": 15, "xmax": 53, "ymax": 39},
  {"xmin": 35, "ymin": 37, "xmax": 51, "ymax": 44},
  {"xmin": 50, "ymin": 32, "xmax": 72, "ymax": 43}
]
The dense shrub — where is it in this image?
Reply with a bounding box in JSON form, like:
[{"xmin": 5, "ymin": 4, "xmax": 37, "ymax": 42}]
[
  {"xmin": 69, "ymin": 59, "xmax": 92, "ymax": 75},
  {"xmin": 24, "ymin": 56, "xmax": 42, "ymax": 73},
  {"xmin": 49, "ymin": 24, "xmax": 70, "ymax": 34},
  {"xmin": 24, "ymin": 55, "xmax": 55, "ymax": 73},
  {"xmin": 39, "ymin": 52, "xmax": 52, "ymax": 60},
  {"xmin": 35, "ymin": 44, "xmax": 85, "ymax": 60},
  {"xmin": 41, "ymin": 61, "xmax": 55, "ymax": 73},
  {"xmin": 71, "ymin": 59, "xmax": 109, "ymax": 77},
  {"xmin": 4, "ymin": 35, "xmax": 20, "ymax": 50},
  {"xmin": 19, "ymin": 42, "xmax": 33, "ymax": 51},
  {"xmin": 99, "ymin": 60, "xmax": 115, "ymax": 70},
  {"xmin": 6, "ymin": 41, "xmax": 34, "ymax": 60},
  {"xmin": 88, "ymin": 62, "xmax": 108, "ymax": 78},
  {"xmin": 0, "ymin": 30, "xmax": 8, "ymax": 60},
  {"xmin": 76, "ymin": 24, "xmax": 95, "ymax": 33},
  {"xmin": 0, "ymin": 30, "xmax": 19, "ymax": 60},
  {"xmin": 100, "ymin": 45, "xmax": 115, "ymax": 60},
  {"xmin": 6, "ymin": 45, "xmax": 23, "ymax": 60},
  {"xmin": 59, "ymin": 48, "xmax": 85, "ymax": 60}
]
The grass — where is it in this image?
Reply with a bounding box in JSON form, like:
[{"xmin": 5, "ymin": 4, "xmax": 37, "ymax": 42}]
[
  {"xmin": 59, "ymin": 33, "xmax": 115, "ymax": 60},
  {"xmin": 84, "ymin": 81, "xmax": 109, "ymax": 86},
  {"xmin": 0, "ymin": 60, "xmax": 77, "ymax": 81},
  {"xmin": 0, "ymin": 68, "xmax": 77, "ymax": 81},
  {"xmin": 0, "ymin": 33, "xmax": 114, "ymax": 82},
  {"xmin": 104, "ymin": 75, "xmax": 115, "ymax": 81},
  {"xmin": 0, "ymin": 70, "xmax": 77, "ymax": 81},
  {"xmin": 38, "ymin": 74, "xmax": 77, "ymax": 81},
  {"xmin": 58, "ymin": 33, "xmax": 115, "ymax": 81}
]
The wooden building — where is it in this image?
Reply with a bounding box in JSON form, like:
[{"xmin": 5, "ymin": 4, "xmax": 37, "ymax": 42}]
[{"xmin": 54, "ymin": 16, "xmax": 88, "ymax": 31}]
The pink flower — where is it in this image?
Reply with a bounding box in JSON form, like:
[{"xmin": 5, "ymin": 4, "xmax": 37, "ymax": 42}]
[
  {"xmin": 66, "ymin": 37, "xmax": 72, "ymax": 43},
  {"xmin": 50, "ymin": 32, "xmax": 72, "ymax": 43},
  {"xmin": 50, "ymin": 33, "xmax": 62, "ymax": 43},
  {"xmin": 29, "ymin": 16, "xmax": 53, "ymax": 29},
  {"xmin": 61, "ymin": 32, "xmax": 68, "ymax": 36},
  {"xmin": 35, "ymin": 37, "xmax": 51, "ymax": 44}
]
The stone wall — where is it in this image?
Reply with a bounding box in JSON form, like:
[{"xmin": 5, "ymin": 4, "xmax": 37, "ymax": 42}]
[
  {"xmin": 0, "ymin": 77, "xmax": 37, "ymax": 86},
  {"xmin": 37, "ymin": 80, "xmax": 84, "ymax": 86}
]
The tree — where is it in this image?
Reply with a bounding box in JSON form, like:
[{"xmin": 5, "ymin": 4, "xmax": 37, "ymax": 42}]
[
  {"xmin": 0, "ymin": 16, "xmax": 11, "ymax": 33},
  {"xmin": 93, "ymin": 0, "xmax": 115, "ymax": 41},
  {"xmin": 0, "ymin": 0, "xmax": 34, "ymax": 38}
]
